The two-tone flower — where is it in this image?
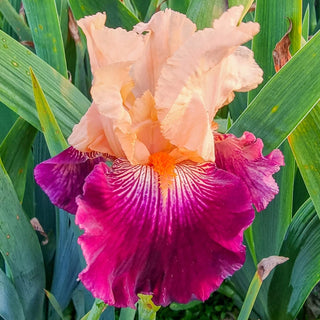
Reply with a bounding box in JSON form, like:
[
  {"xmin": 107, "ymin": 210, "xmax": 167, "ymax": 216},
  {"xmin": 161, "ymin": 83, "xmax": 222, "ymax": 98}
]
[{"xmin": 35, "ymin": 6, "xmax": 284, "ymax": 308}]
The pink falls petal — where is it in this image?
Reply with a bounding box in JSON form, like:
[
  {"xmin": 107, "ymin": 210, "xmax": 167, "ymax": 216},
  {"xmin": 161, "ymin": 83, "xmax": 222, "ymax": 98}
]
[
  {"xmin": 34, "ymin": 147, "xmax": 106, "ymax": 214},
  {"xmin": 214, "ymin": 132, "xmax": 285, "ymax": 212},
  {"xmin": 76, "ymin": 159, "xmax": 254, "ymax": 308}
]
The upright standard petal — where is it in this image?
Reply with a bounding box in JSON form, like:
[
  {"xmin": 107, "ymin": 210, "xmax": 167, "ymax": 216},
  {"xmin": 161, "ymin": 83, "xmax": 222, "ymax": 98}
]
[
  {"xmin": 76, "ymin": 159, "xmax": 254, "ymax": 307},
  {"xmin": 155, "ymin": 6, "xmax": 262, "ymax": 162},
  {"xmin": 129, "ymin": 91, "xmax": 172, "ymax": 156},
  {"xmin": 68, "ymin": 62, "xmax": 151, "ymax": 164},
  {"xmin": 34, "ymin": 147, "xmax": 106, "ymax": 214},
  {"xmin": 214, "ymin": 132, "xmax": 285, "ymax": 212},
  {"xmin": 77, "ymin": 13, "xmax": 144, "ymax": 74},
  {"xmin": 132, "ymin": 9, "xmax": 196, "ymax": 96},
  {"xmin": 68, "ymin": 103, "xmax": 124, "ymax": 156}
]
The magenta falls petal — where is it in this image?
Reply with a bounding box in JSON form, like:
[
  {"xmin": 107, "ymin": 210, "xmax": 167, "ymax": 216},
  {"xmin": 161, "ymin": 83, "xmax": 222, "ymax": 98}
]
[
  {"xmin": 34, "ymin": 147, "xmax": 107, "ymax": 214},
  {"xmin": 214, "ymin": 132, "xmax": 285, "ymax": 212},
  {"xmin": 75, "ymin": 159, "xmax": 254, "ymax": 307}
]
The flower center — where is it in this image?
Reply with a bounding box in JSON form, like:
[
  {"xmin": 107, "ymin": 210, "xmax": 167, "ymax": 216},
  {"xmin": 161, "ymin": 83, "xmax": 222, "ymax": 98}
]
[{"xmin": 149, "ymin": 152, "xmax": 176, "ymax": 198}]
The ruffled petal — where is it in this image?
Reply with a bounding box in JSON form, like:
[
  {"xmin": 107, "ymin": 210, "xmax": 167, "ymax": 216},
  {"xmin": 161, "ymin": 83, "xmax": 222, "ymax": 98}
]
[
  {"xmin": 77, "ymin": 13, "xmax": 144, "ymax": 74},
  {"xmin": 34, "ymin": 147, "xmax": 106, "ymax": 214},
  {"xmin": 129, "ymin": 91, "xmax": 173, "ymax": 156},
  {"xmin": 155, "ymin": 6, "xmax": 262, "ymax": 162},
  {"xmin": 68, "ymin": 102, "xmax": 124, "ymax": 156},
  {"xmin": 132, "ymin": 9, "xmax": 196, "ymax": 96},
  {"xmin": 68, "ymin": 62, "xmax": 151, "ymax": 164},
  {"xmin": 214, "ymin": 132, "xmax": 285, "ymax": 212},
  {"xmin": 76, "ymin": 159, "xmax": 254, "ymax": 307},
  {"xmin": 69, "ymin": 63, "xmax": 132, "ymax": 158}
]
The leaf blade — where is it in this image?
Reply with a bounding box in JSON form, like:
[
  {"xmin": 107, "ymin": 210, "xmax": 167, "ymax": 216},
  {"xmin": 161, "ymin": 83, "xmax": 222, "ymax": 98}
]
[
  {"xmin": 229, "ymin": 30, "xmax": 320, "ymax": 154},
  {"xmin": 45, "ymin": 290, "xmax": 65, "ymax": 320},
  {"xmin": 68, "ymin": 0, "xmax": 139, "ymax": 30},
  {"xmin": 268, "ymin": 199, "xmax": 320, "ymax": 319},
  {"xmin": 22, "ymin": 0, "xmax": 67, "ymax": 76},
  {"xmin": 0, "ymin": 268, "xmax": 25, "ymax": 320},
  {"xmin": 30, "ymin": 68, "xmax": 68, "ymax": 156},
  {"xmin": 0, "ymin": 0, "xmax": 32, "ymax": 41},
  {"xmin": 0, "ymin": 160, "xmax": 45, "ymax": 320},
  {"xmin": 0, "ymin": 117, "xmax": 37, "ymax": 201},
  {"xmin": 186, "ymin": 0, "xmax": 227, "ymax": 29},
  {"xmin": 289, "ymin": 104, "xmax": 320, "ymax": 217},
  {"xmin": 0, "ymin": 30, "xmax": 90, "ymax": 137}
]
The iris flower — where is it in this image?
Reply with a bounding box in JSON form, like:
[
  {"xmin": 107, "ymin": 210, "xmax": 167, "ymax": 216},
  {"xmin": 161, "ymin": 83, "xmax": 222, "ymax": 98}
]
[{"xmin": 35, "ymin": 6, "xmax": 284, "ymax": 308}]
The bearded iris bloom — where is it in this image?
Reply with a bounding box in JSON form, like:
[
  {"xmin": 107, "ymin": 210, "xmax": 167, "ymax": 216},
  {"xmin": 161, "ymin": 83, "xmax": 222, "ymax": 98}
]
[{"xmin": 35, "ymin": 6, "xmax": 284, "ymax": 308}]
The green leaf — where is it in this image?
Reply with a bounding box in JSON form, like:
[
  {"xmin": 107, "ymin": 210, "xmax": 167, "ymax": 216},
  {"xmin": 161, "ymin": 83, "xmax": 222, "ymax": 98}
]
[
  {"xmin": 228, "ymin": 92, "xmax": 247, "ymax": 121},
  {"xmin": 45, "ymin": 289, "xmax": 65, "ymax": 320},
  {"xmin": 228, "ymin": 0, "xmax": 254, "ymax": 22},
  {"xmin": 0, "ymin": 30, "xmax": 90, "ymax": 137},
  {"xmin": 167, "ymin": 0, "xmax": 191, "ymax": 14},
  {"xmin": 170, "ymin": 300, "xmax": 202, "ymax": 311},
  {"xmin": 22, "ymin": 153, "xmax": 36, "ymax": 218},
  {"xmin": 55, "ymin": 0, "xmax": 69, "ymax": 48},
  {"xmin": 186, "ymin": 0, "xmax": 227, "ymax": 29},
  {"xmin": 0, "ymin": 268, "xmax": 25, "ymax": 320},
  {"xmin": 289, "ymin": 104, "xmax": 320, "ymax": 217},
  {"xmin": 302, "ymin": 4, "xmax": 310, "ymax": 41},
  {"xmin": 33, "ymin": 134, "xmax": 56, "ymax": 271},
  {"xmin": 1, "ymin": 0, "xmax": 22, "ymax": 39},
  {"xmin": 268, "ymin": 199, "xmax": 320, "ymax": 319},
  {"xmin": 249, "ymin": 0, "xmax": 302, "ymax": 100},
  {"xmin": 30, "ymin": 68, "xmax": 68, "ymax": 156},
  {"xmin": 0, "ymin": 160, "xmax": 45, "ymax": 320},
  {"xmin": 0, "ymin": 103, "xmax": 17, "ymax": 141},
  {"xmin": 73, "ymin": 31, "xmax": 89, "ymax": 96},
  {"xmin": 0, "ymin": 0, "xmax": 32, "ymax": 41},
  {"xmin": 292, "ymin": 168, "xmax": 309, "ymax": 214},
  {"xmin": 0, "ymin": 117, "xmax": 37, "ymax": 201},
  {"xmin": 309, "ymin": 0, "xmax": 318, "ymax": 33},
  {"xmin": 229, "ymin": 30, "xmax": 320, "ymax": 154},
  {"xmin": 144, "ymin": 0, "xmax": 158, "ymax": 22},
  {"xmin": 68, "ymin": 0, "xmax": 139, "ymax": 30},
  {"xmin": 122, "ymin": 0, "xmax": 139, "ymax": 18},
  {"xmin": 49, "ymin": 212, "xmax": 82, "ymax": 313},
  {"xmin": 131, "ymin": 0, "xmax": 151, "ymax": 20},
  {"xmin": 22, "ymin": 0, "xmax": 67, "ymax": 77}
]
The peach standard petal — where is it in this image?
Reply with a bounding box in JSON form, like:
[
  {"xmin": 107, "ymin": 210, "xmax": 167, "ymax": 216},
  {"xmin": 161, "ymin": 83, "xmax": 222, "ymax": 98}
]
[
  {"xmin": 130, "ymin": 91, "xmax": 173, "ymax": 156},
  {"xmin": 68, "ymin": 62, "xmax": 132, "ymax": 157},
  {"xmin": 77, "ymin": 12, "xmax": 144, "ymax": 74},
  {"xmin": 68, "ymin": 103, "xmax": 122, "ymax": 155},
  {"xmin": 69, "ymin": 62, "xmax": 151, "ymax": 164},
  {"xmin": 72, "ymin": 7, "xmax": 263, "ymax": 166},
  {"xmin": 155, "ymin": 6, "xmax": 262, "ymax": 162},
  {"xmin": 132, "ymin": 9, "xmax": 196, "ymax": 97}
]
